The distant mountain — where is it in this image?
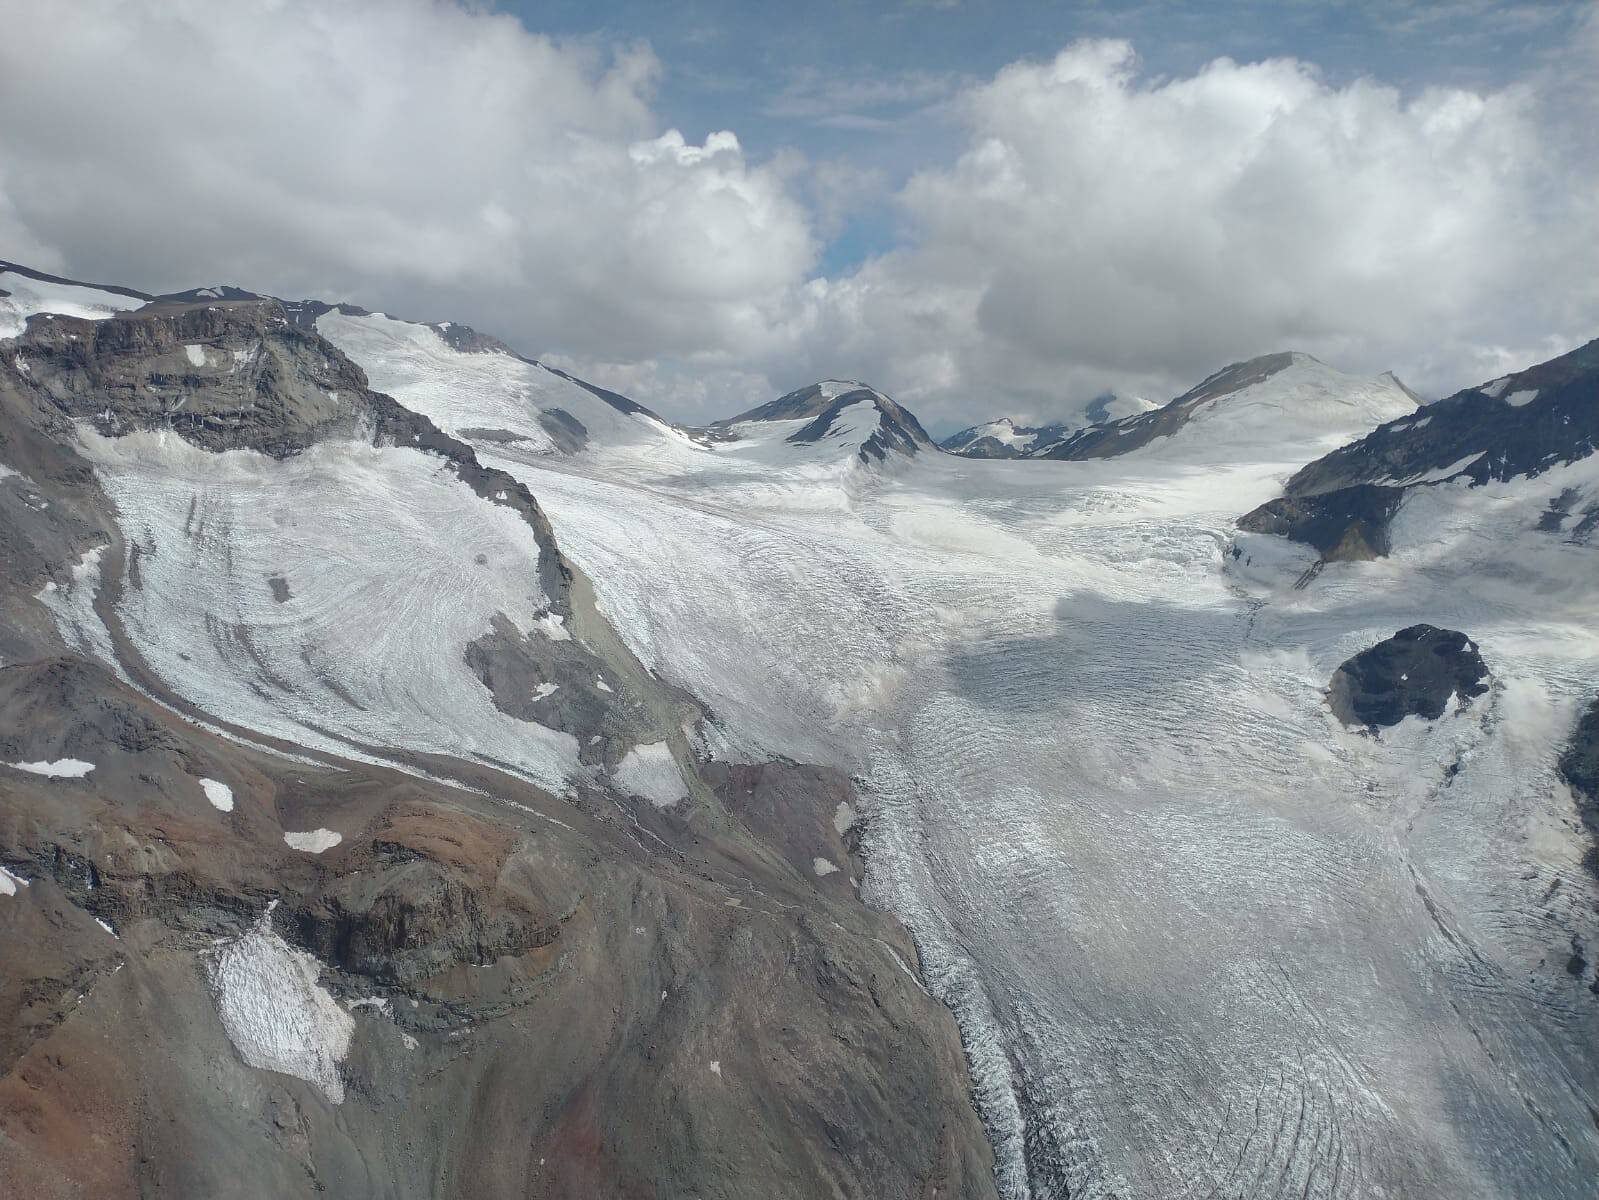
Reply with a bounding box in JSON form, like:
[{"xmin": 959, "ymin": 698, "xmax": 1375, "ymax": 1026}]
[
  {"xmin": 1036, "ymin": 352, "xmax": 1419, "ymax": 463},
  {"xmin": 713, "ymin": 380, "xmax": 934, "ymax": 463},
  {"xmin": 1239, "ymin": 337, "xmax": 1599, "ymax": 559},
  {"xmin": 941, "ymin": 395, "xmax": 1156, "ymax": 459}
]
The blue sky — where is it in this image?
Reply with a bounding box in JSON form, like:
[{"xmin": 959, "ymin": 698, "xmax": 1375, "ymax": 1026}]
[{"xmin": 514, "ymin": 0, "xmax": 1587, "ymax": 274}]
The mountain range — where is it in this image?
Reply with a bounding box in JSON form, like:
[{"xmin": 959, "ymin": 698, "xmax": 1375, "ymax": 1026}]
[{"xmin": 3, "ymin": 257, "xmax": 1597, "ymax": 1200}]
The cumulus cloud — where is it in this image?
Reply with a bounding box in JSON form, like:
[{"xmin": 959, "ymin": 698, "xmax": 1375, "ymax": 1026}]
[
  {"xmin": 790, "ymin": 37, "xmax": 1599, "ymax": 428},
  {"xmin": 0, "ymin": 0, "xmax": 815, "ymax": 364},
  {"xmin": 1, "ymin": 2, "xmax": 1595, "ymax": 430}
]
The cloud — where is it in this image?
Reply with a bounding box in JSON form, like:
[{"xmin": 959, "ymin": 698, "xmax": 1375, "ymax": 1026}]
[
  {"xmin": 0, "ymin": 0, "xmax": 815, "ymax": 364},
  {"xmin": 787, "ymin": 37, "xmax": 1599, "ymax": 429},
  {"xmin": 2, "ymin": 3, "xmax": 1594, "ymax": 432}
]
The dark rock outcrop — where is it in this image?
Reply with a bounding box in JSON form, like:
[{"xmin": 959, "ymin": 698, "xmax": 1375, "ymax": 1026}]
[
  {"xmin": 1559, "ymin": 696, "xmax": 1599, "ymax": 876},
  {"xmin": 1241, "ymin": 336, "xmax": 1599, "ymax": 560},
  {"xmin": 1237, "ymin": 484, "xmax": 1406, "ymax": 560},
  {"xmin": 1327, "ymin": 625, "xmax": 1490, "ymax": 728}
]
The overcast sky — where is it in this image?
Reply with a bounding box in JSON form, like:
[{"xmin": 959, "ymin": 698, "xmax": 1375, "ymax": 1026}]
[{"xmin": 3, "ymin": 0, "xmax": 1596, "ymax": 432}]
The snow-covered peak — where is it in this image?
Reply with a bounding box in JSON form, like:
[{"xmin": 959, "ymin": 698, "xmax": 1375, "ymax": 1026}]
[
  {"xmin": 1039, "ymin": 352, "xmax": 1418, "ymax": 464},
  {"xmin": 313, "ymin": 307, "xmax": 696, "ymax": 457},
  {"xmin": 715, "ymin": 380, "xmax": 933, "ymax": 464}
]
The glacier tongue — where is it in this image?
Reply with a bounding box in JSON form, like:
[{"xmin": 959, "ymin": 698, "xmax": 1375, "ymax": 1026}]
[{"xmin": 466, "ymin": 418, "xmax": 1598, "ymax": 1198}]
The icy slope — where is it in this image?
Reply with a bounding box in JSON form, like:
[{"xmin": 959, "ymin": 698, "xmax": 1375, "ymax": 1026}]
[
  {"xmin": 85, "ymin": 428, "xmax": 578, "ymax": 790},
  {"xmin": 1040, "ymin": 352, "xmax": 1418, "ymax": 464},
  {"xmin": 3, "ymin": 292, "xmax": 604, "ymax": 793},
  {"xmin": 0, "ymin": 261, "xmax": 149, "ymax": 339},
  {"xmin": 315, "ymin": 308, "xmax": 697, "ymax": 457},
  {"xmin": 503, "ymin": 363, "xmax": 1598, "ymax": 1198}
]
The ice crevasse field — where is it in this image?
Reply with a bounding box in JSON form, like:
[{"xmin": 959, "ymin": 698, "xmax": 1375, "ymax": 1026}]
[{"xmin": 315, "ymin": 314, "xmax": 1598, "ymax": 1198}]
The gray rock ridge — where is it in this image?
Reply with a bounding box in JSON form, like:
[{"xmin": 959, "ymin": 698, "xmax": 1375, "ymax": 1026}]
[
  {"xmin": 1326, "ymin": 624, "xmax": 1491, "ymax": 728},
  {"xmin": 1240, "ymin": 336, "xmax": 1599, "ymax": 560}
]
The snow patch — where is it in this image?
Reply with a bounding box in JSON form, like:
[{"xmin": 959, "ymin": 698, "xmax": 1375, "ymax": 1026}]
[
  {"xmin": 0, "ymin": 866, "xmax": 29, "ymax": 896},
  {"xmin": 199, "ymin": 777, "xmax": 234, "ymax": 812},
  {"xmin": 184, "ymin": 344, "xmax": 207, "ymax": 367},
  {"xmin": 8, "ymin": 758, "xmax": 96, "ymax": 778},
  {"xmin": 531, "ymin": 682, "xmax": 558, "ymax": 702},
  {"xmin": 283, "ymin": 829, "xmax": 342, "ymax": 853},
  {"xmin": 534, "ymin": 612, "xmax": 571, "ymax": 641},
  {"xmin": 1504, "ymin": 388, "xmax": 1539, "ymax": 408},
  {"xmin": 207, "ymin": 904, "xmax": 354, "ymax": 1103},
  {"xmin": 813, "ymin": 857, "xmax": 840, "ymax": 877},
  {"xmin": 612, "ymin": 742, "xmax": 688, "ymax": 808},
  {"xmin": 0, "ymin": 269, "xmax": 143, "ymax": 340},
  {"xmin": 833, "ymin": 800, "xmax": 857, "ymax": 836}
]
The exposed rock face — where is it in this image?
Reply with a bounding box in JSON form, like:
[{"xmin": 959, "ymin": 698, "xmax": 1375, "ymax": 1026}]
[
  {"xmin": 1236, "ymin": 483, "xmax": 1406, "ymax": 560},
  {"xmin": 1241, "ymin": 337, "xmax": 1599, "ymax": 560},
  {"xmin": 1327, "ymin": 625, "xmax": 1490, "ymax": 728},
  {"xmin": 1559, "ymin": 696, "xmax": 1599, "ymax": 875}
]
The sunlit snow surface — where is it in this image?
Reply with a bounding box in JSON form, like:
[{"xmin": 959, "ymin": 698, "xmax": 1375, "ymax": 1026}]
[
  {"xmin": 82, "ymin": 429, "xmax": 578, "ymax": 791},
  {"xmin": 442, "ymin": 374, "xmax": 1599, "ymax": 1198}
]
